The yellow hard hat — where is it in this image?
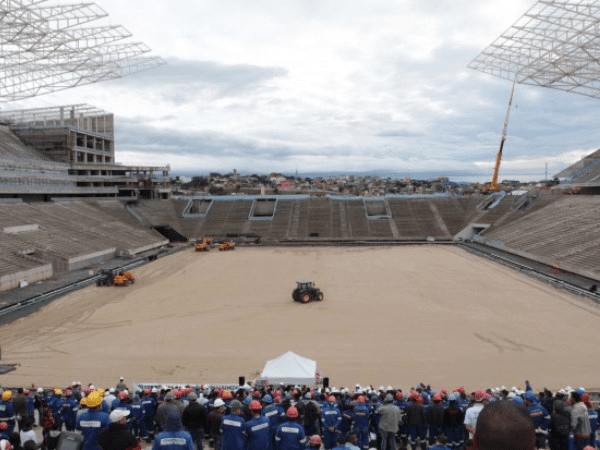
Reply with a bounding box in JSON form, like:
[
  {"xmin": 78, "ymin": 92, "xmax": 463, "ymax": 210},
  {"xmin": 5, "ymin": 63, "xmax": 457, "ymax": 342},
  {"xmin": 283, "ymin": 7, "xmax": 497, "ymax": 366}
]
[
  {"xmin": 86, "ymin": 391, "xmax": 103, "ymax": 408},
  {"xmin": 1, "ymin": 391, "xmax": 11, "ymax": 401},
  {"xmin": 98, "ymin": 388, "xmax": 105, "ymax": 395},
  {"xmin": 54, "ymin": 388, "xmax": 63, "ymax": 395}
]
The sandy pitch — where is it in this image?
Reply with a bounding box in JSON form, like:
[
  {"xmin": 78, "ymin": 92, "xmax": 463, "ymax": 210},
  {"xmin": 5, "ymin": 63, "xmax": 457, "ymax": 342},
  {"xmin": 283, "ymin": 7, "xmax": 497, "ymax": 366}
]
[{"xmin": 1, "ymin": 246, "xmax": 599, "ymax": 392}]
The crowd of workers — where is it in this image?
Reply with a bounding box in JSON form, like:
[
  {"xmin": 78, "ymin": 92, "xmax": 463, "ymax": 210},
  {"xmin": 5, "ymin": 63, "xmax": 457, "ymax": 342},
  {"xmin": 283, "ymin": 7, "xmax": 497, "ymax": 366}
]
[{"xmin": 0, "ymin": 378, "xmax": 597, "ymax": 450}]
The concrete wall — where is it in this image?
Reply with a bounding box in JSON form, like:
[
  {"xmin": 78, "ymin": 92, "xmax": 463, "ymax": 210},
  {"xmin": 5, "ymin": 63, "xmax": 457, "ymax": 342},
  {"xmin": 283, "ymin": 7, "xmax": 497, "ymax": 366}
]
[{"xmin": 0, "ymin": 263, "xmax": 53, "ymax": 292}]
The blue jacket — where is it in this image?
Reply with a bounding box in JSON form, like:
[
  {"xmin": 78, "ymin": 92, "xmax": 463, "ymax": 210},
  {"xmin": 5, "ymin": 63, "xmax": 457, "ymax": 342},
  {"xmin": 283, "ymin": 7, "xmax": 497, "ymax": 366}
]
[
  {"xmin": 61, "ymin": 397, "xmax": 79, "ymax": 423},
  {"xmin": 263, "ymin": 404, "xmax": 286, "ymax": 431},
  {"xmin": 321, "ymin": 404, "xmax": 341, "ymax": 430},
  {"xmin": 76, "ymin": 409, "xmax": 110, "ymax": 450},
  {"xmin": 275, "ymin": 421, "xmax": 307, "ymax": 450},
  {"xmin": 220, "ymin": 414, "xmax": 246, "ymax": 450},
  {"xmin": 351, "ymin": 403, "xmax": 370, "ymax": 431},
  {"xmin": 528, "ymin": 404, "xmax": 550, "ymax": 431},
  {"xmin": 151, "ymin": 430, "xmax": 194, "ymax": 450},
  {"xmin": 245, "ymin": 415, "xmax": 271, "ymax": 450}
]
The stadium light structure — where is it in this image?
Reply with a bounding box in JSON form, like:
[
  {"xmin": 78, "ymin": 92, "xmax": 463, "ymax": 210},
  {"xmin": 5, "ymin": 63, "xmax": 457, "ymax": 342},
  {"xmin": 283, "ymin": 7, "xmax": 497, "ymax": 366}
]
[
  {"xmin": 0, "ymin": 0, "xmax": 165, "ymax": 101},
  {"xmin": 468, "ymin": 0, "xmax": 600, "ymax": 99}
]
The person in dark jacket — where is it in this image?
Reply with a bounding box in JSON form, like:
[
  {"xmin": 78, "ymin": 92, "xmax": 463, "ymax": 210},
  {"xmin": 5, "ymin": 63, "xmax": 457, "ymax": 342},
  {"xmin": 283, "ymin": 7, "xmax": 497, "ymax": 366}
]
[
  {"xmin": 444, "ymin": 394, "xmax": 465, "ymax": 450},
  {"xmin": 549, "ymin": 399, "xmax": 571, "ymax": 450},
  {"xmin": 426, "ymin": 394, "xmax": 445, "ymax": 446},
  {"xmin": 181, "ymin": 393, "xmax": 207, "ymax": 450},
  {"xmin": 96, "ymin": 409, "xmax": 138, "ymax": 450}
]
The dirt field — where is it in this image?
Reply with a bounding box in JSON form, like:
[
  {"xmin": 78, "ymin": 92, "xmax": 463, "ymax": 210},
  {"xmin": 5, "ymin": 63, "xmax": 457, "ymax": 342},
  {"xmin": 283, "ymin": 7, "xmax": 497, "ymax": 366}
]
[{"xmin": 0, "ymin": 245, "xmax": 598, "ymax": 392}]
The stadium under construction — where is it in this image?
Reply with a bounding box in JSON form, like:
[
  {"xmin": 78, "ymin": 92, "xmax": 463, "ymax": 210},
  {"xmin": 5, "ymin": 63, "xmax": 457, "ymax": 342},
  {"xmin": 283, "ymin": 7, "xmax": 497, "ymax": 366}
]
[{"xmin": 2, "ymin": 0, "xmax": 600, "ymax": 308}]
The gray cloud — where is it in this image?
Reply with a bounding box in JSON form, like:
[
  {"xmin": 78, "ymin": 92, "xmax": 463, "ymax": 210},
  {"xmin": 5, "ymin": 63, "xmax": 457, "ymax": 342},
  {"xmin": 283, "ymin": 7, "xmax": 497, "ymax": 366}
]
[{"xmin": 113, "ymin": 57, "xmax": 288, "ymax": 100}]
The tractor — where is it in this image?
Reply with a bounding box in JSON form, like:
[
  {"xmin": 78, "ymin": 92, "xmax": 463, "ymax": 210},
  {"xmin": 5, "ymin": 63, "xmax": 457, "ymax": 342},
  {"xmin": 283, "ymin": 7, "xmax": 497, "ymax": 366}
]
[
  {"xmin": 96, "ymin": 269, "xmax": 135, "ymax": 287},
  {"xmin": 292, "ymin": 281, "xmax": 324, "ymax": 303}
]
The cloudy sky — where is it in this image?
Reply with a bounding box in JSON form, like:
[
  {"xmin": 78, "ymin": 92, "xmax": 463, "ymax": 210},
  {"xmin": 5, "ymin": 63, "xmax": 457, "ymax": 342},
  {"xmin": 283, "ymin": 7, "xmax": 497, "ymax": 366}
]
[{"xmin": 5, "ymin": 0, "xmax": 600, "ymax": 180}]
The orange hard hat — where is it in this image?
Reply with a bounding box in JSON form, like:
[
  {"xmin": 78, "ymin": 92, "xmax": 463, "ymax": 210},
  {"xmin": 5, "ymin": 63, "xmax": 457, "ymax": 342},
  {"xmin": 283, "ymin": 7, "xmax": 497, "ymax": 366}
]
[{"xmin": 249, "ymin": 400, "xmax": 262, "ymax": 411}]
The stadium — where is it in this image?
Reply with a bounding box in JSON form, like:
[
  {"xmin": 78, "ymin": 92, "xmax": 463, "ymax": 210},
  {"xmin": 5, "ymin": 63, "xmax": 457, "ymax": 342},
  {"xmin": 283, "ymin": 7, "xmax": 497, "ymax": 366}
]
[{"xmin": 1, "ymin": 0, "xmax": 600, "ymax": 434}]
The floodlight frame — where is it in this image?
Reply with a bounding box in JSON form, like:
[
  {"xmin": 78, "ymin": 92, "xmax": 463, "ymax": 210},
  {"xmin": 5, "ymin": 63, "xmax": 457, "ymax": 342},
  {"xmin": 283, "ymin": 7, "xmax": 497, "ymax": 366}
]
[
  {"xmin": 468, "ymin": 0, "xmax": 600, "ymax": 99},
  {"xmin": 0, "ymin": 0, "xmax": 165, "ymax": 101}
]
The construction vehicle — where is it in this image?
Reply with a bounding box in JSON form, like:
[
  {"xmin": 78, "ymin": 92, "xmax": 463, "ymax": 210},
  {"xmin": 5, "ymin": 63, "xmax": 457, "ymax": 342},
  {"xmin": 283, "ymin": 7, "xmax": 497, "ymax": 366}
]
[
  {"xmin": 218, "ymin": 241, "xmax": 236, "ymax": 251},
  {"xmin": 487, "ymin": 78, "xmax": 517, "ymax": 193},
  {"xmin": 195, "ymin": 236, "xmax": 214, "ymax": 251},
  {"xmin": 195, "ymin": 242, "xmax": 210, "ymax": 252},
  {"xmin": 292, "ymin": 281, "xmax": 324, "ymax": 303},
  {"xmin": 96, "ymin": 269, "xmax": 135, "ymax": 287}
]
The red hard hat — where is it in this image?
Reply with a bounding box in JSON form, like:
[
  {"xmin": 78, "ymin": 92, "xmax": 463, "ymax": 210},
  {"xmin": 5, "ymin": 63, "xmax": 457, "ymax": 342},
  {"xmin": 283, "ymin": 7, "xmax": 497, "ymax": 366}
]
[
  {"xmin": 287, "ymin": 406, "xmax": 299, "ymax": 418},
  {"xmin": 249, "ymin": 400, "xmax": 262, "ymax": 411},
  {"xmin": 253, "ymin": 391, "xmax": 261, "ymax": 399},
  {"xmin": 65, "ymin": 390, "xmax": 72, "ymax": 397},
  {"xmin": 357, "ymin": 396, "xmax": 365, "ymax": 403},
  {"xmin": 433, "ymin": 394, "xmax": 442, "ymax": 402},
  {"xmin": 223, "ymin": 392, "xmax": 233, "ymax": 400},
  {"xmin": 144, "ymin": 389, "xmax": 150, "ymax": 395},
  {"xmin": 292, "ymin": 389, "xmax": 299, "ymax": 396},
  {"xmin": 395, "ymin": 392, "xmax": 403, "ymax": 400},
  {"xmin": 328, "ymin": 395, "xmax": 336, "ymax": 402},
  {"xmin": 118, "ymin": 391, "xmax": 128, "ymax": 400},
  {"xmin": 0, "ymin": 423, "xmax": 7, "ymax": 430},
  {"xmin": 309, "ymin": 435, "xmax": 322, "ymax": 445}
]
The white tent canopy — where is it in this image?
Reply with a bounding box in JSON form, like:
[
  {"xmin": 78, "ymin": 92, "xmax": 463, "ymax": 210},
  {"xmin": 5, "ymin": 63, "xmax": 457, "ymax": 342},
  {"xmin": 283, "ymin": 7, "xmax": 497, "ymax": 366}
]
[{"xmin": 260, "ymin": 351, "xmax": 317, "ymax": 386}]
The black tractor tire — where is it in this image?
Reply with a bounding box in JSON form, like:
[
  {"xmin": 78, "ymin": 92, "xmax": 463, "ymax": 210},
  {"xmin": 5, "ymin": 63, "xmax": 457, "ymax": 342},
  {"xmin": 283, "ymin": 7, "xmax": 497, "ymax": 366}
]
[
  {"xmin": 301, "ymin": 292, "xmax": 311, "ymax": 303},
  {"xmin": 316, "ymin": 291, "xmax": 324, "ymax": 301}
]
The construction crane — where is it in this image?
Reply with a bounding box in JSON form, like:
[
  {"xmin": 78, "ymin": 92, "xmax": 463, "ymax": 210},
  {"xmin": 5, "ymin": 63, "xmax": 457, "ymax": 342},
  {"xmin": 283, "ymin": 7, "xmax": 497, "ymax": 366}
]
[{"xmin": 489, "ymin": 78, "xmax": 517, "ymax": 191}]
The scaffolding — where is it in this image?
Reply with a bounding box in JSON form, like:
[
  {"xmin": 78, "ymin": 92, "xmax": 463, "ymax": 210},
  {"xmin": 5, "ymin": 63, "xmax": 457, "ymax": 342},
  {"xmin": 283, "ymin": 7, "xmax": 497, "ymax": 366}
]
[
  {"xmin": 468, "ymin": 0, "xmax": 600, "ymax": 99},
  {"xmin": 0, "ymin": 0, "xmax": 165, "ymax": 101}
]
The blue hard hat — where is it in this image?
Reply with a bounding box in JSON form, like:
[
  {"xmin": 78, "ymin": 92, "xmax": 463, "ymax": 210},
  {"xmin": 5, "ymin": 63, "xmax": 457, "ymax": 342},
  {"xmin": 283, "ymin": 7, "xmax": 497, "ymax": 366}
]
[
  {"xmin": 523, "ymin": 392, "xmax": 537, "ymax": 403},
  {"xmin": 243, "ymin": 396, "xmax": 252, "ymax": 405},
  {"xmin": 263, "ymin": 395, "xmax": 273, "ymax": 404},
  {"xmin": 512, "ymin": 396, "xmax": 524, "ymax": 406}
]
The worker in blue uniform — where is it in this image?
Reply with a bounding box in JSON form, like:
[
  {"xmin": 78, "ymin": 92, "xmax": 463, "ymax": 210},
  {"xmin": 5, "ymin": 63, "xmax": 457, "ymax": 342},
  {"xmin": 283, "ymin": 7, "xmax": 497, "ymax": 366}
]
[
  {"xmin": 351, "ymin": 396, "xmax": 370, "ymax": 450},
  {"xmin": 48, "ymin": 389, "xmax": 64, "ymax": 431},
  {"xmin": 245, "ymin": 400, "xmax": 271, "ymax": 450},
  {"xmin": 263, "ymin": 394, "xmax": 286, "ymax": 448},
  {"xmin": 321, "ymin": 396, "xmax": 342, "ymax": 450},
  {"xmin": 393, "ymin": 391, "xmax": 408, "ymax": 448},
  {"xmin": 129, "ymin": 392, "xmax": 145, "ymax": 438},
  {"xmin": 76, "ymin": 391, "xmax": 111, "ymax": 450},
  {"xmin": 275, "ymin": 406, "xmax": 307, "ymax": 450},
  {"xmin": 61, "ymin": 390, "xmax": 80, "ymax": 431},
  {"xmin": 0, "ymin": 391, "xmax": 16, "ymax": 435},
  {"xmin": 220, "ymin": 399, "xmax": 246, "ymax": 450},
  {"xmin": 152, "ymin": 409, "xmax": 194, "ymax": 450},
  {"xmin": 141, "ymin": 389, "xmax": 157, "ymax": 439},
  {"xmin": 524, "ymin": 392, "xmax": 550, "ymax": 450}
]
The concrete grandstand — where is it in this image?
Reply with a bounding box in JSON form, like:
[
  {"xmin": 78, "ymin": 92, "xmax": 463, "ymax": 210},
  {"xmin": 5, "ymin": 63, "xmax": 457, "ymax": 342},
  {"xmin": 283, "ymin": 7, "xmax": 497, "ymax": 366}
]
[{"xmin": 3, "ymin": 109, "xmax": 600, "ymax": 294}]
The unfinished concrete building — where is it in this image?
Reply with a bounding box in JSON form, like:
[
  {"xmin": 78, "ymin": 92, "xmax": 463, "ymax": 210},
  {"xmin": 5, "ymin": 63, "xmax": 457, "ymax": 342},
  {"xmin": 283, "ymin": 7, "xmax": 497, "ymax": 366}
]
[{"xmin": 0, "ymin": 104, "xmax": 170, "ymax": 201}]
